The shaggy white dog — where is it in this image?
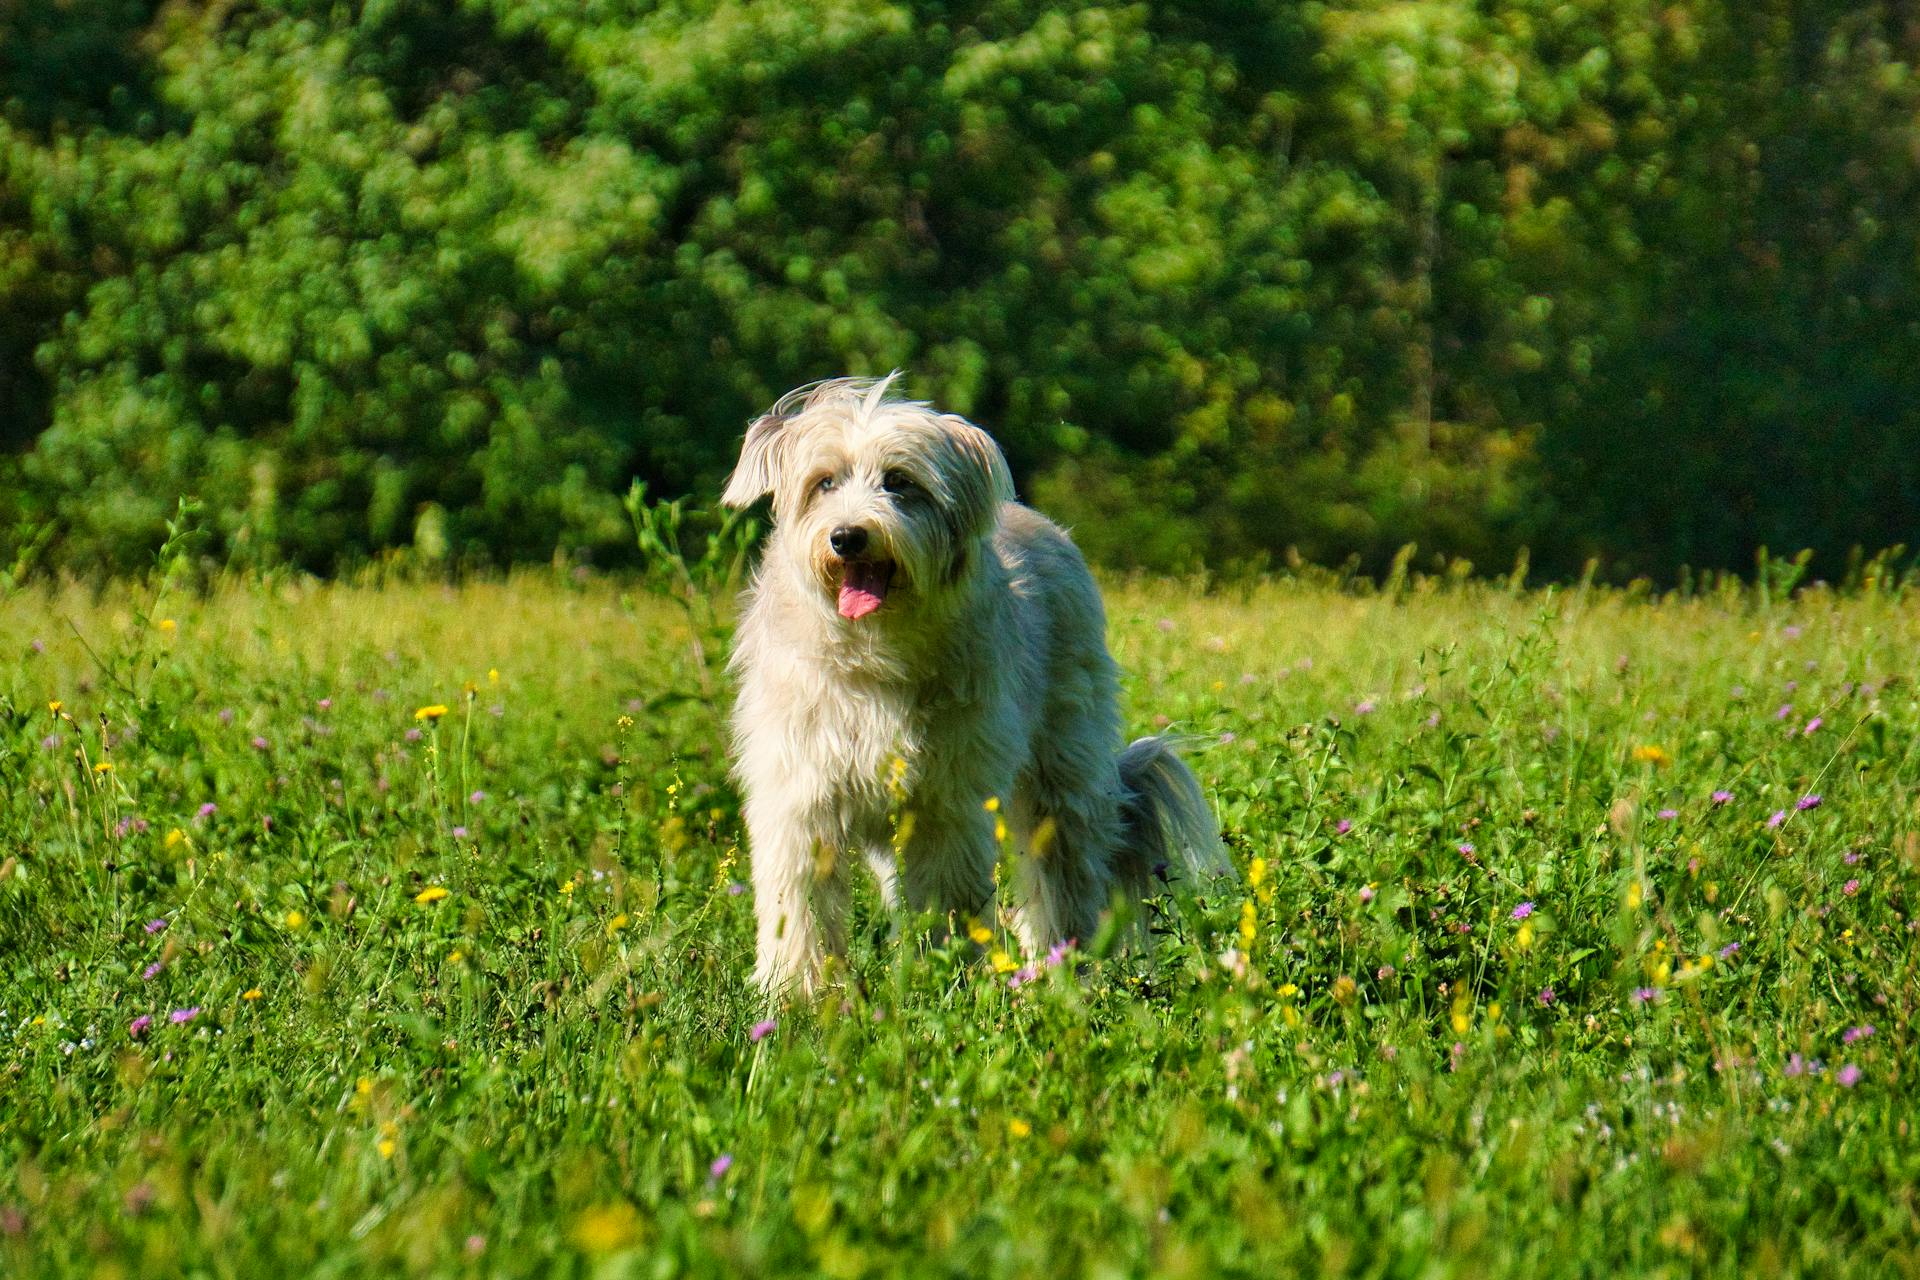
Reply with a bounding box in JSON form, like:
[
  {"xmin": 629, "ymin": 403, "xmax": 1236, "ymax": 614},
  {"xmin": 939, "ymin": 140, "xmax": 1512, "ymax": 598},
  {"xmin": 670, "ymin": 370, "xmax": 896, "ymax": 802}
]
[{"xmin": 723, "ymin": 375, "xmax": 1230, "ymax": 995}]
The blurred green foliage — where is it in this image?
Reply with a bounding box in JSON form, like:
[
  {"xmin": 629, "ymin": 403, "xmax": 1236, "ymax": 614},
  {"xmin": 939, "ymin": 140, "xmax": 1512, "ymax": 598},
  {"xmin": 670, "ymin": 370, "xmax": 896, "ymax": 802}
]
[{"xmin": 1, "ymin": 0, "xmax": 1917, "ymax": 578}]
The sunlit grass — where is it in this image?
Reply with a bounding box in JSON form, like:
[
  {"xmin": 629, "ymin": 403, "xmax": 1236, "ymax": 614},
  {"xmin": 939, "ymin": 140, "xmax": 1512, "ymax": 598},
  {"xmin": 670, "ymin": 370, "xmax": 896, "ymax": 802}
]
[{"xmin": 1, "ymin": 571, "xmax": 1915, "ymax": 1276}]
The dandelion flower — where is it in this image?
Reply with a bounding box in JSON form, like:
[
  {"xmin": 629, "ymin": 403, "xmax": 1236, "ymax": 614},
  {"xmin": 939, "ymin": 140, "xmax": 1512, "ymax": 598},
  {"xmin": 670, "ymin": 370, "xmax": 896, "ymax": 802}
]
[
  {"xmin": 1631, "ymin": 744, "xmax": 1671, "ymax": 767},
  {"xmin": 415, "ymin": 886, "xmax": 450, "ymax": 905},
  {"xmin": 967, "ymin": 922, "xmax": 993, "ymax": 946},
  {"xmin": 414, "ymin": 705, "xmax": 448, "ymax": 722},
  {"xmin": 156, "ymin": 619, "xmax": 176, "ymax": 633},
  {"xmin": 242, "ymin": 988, "xmax": 262, "ymax": 1001},
  {"xmin": 285, "ymin": 909, "xmax": 305, "ymax": 929},
  {"xmin": 1008, "ymin": 1118, "xmax": 1032, "ymax": 1139}
]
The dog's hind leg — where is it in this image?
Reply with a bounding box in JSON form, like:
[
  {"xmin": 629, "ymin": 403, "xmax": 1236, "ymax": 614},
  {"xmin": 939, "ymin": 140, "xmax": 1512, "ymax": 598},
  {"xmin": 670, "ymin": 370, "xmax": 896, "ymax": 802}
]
[{"xmin": 1010, "ymin": 771, "xmax": 1123, "ymax": 954}]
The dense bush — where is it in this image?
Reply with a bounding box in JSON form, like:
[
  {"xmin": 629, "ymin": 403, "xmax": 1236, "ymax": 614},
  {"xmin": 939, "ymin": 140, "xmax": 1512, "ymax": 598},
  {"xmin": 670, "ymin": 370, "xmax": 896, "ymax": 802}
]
[{"xmin": 2, "ymin": 0, "xmax": 1917, "ymax": 577}]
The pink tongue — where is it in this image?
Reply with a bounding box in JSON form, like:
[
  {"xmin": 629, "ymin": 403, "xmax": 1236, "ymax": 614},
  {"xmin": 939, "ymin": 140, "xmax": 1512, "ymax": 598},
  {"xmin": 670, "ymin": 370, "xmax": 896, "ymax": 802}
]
[{"xmin": 837, "ymin": 563, "xmax": 889, "ymax": 619}]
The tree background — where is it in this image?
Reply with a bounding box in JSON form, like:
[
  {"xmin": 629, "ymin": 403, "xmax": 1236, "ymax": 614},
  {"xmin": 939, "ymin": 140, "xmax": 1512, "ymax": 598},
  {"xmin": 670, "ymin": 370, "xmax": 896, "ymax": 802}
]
[{"xmin": 1, "ymin": 0, "xmax": 1916, "ymax": 579}]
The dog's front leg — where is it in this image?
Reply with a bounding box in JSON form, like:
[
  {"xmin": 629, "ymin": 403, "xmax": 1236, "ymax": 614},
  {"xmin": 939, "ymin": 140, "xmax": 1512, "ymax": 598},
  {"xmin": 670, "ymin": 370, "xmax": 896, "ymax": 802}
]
[
  {"xmin": 746, "ymin": 804, "xmax": 850, "ymax": 999},
  {"xmin": 897, "ymin": 803, "xmax": 999, "ymax": 930}
]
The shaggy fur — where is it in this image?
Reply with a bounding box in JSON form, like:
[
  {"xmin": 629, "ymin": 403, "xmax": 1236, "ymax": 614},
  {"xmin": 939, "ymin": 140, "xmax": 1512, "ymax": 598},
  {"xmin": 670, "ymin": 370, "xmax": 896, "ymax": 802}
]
[{"xmin": 723, "ymin": 375, "xmax": 1230, "ymax": 995}]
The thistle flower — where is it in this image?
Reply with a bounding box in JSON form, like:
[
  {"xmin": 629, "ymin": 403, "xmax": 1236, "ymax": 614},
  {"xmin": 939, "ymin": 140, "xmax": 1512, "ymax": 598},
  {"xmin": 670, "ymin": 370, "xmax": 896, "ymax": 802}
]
[
  {"xmin": 1711, "ymin": 790, "xmax": 1733, "ymax": 806},
  {"xmin": 144, "ymin": 918, "xmax": 167, "ymax": 934},
  {"xmin": 709, "ymin": 1154, "xmax": 733, "ymax": 1180},
  {"xmin": 1843, "ymin": 1025, "xmax": 1875, "ymax": 1044},
  {"xmin": 1796, "ymin": 794, "xmax": 1823, "ymax": 811},
  {"xmin": 1767, "ymin": 811, "xmax": 1787, "ymax": 829},
  {"xmin": 748, "ymin": 1018, "xmax": 776, "ymax": 1043},
  {"xmin": 1512, "ymin": 901, "xmax": 1534, "ymax": 920},
  {"xmin": 1836, "ymin": 1064, "xmax": 1862, "ymax": 1088},
  {"xmin": 169, "ymin": 1007, "xmax": 199, "ymax": 1024}
]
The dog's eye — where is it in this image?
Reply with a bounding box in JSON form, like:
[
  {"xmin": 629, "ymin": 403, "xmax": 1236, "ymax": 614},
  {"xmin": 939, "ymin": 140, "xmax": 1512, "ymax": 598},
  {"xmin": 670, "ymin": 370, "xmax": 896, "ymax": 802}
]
[
  {"xmin": 812, "ymin": 474, "xmax": 836, "ymax": 495},
  {"xmin": 882, "ymin": 471, "xmax": 921, "ymax": 498}
]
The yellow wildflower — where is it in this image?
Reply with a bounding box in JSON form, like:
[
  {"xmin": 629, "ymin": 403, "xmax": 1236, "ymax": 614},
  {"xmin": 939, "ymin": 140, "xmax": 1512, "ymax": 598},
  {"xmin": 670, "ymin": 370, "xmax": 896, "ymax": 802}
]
[
  {"xmin": 242, "ymin": 988, "xmax": 263, "ymax": 1001},
  {"xmin": 164, "ymin": 828, "xmax": 187, "ymax": 851},
  {"xmin": 415, "ymin": 886, "xmax": 450, "ymax": 905},
  {"xmin": 560, "ymin": 878, "xmax": 576, "ymax": 897},
  {"xmin": 983, "ymin": 796, "xmax": 1000, "ymax": 813},
  {"xmin": 156, "ymin": 618, "xmax": 176, "ymax": 633},
  {"xmin": 1238, "ymin": 900, "xmax": 1257, "ymax": 946},
  {"xmin": 414, "ymin": 704, "xmax": 448, "ymax": 721},
  {"xmin": 92, "ymin": 761, "xmax": 113, "ymax": 774},
  {"xmin": 1008, "ymin": 1118, "xmax": 1032, "ymax": 1139},
  {"xmin": 47, "ymin": 700, "xmax": 62, "ymax": 715},
  {"xmin": 967, "ymin": 922, "xmax": 993, "ymax": 946},
  {"xmin": 488, "ymin": 668, "xmax": 500, "ymax": 684},
  {"xmin": 1516, "ymin": 922, "xmax": 1536, "ymax": 951},
  {"xmin": 285, "ymin": 910, "xmax": 305, "ymax": 929},
  {"xmin": 1630, "ymin": 744, "xmax": 1672, "ymax": 767},
  {"xmin": 607, "ymin": 913, "xmax": 629, "ymax": 936},
  {"xmin": 989, "ymin": 950, "xmax": 1018, "ymax": 974},
  {"xmin": 1276, "ymin": 983, "xmax": 1300, "ymax": 999}
]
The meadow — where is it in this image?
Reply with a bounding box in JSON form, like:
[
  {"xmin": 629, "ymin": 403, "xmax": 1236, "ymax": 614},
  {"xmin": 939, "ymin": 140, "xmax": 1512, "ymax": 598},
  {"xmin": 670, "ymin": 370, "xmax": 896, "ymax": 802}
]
[{"xmin": 1, "ymin": 567, "xmax": 1915, "ymax": 1277}]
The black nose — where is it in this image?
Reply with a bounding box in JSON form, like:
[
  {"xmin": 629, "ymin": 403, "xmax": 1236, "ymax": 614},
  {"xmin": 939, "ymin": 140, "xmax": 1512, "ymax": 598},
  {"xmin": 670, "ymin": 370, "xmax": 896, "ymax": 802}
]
[{"xmin": 830, "ymin": 525, "xmax": 869, "ymax": 557}]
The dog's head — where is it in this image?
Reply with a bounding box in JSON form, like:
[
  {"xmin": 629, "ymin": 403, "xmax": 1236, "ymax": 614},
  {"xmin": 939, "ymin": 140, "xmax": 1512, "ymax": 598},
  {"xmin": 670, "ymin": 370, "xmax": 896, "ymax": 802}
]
[{"xmin": 722, "ymin": 375, "xmax": 1014, "ymax": 620}]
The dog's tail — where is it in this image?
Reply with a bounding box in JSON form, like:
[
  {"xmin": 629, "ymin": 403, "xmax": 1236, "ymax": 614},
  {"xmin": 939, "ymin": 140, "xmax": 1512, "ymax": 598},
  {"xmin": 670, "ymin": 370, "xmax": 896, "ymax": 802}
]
[{"xmin": 1112, "ymin": 735, "xmax": 1233, "ymax": 897}]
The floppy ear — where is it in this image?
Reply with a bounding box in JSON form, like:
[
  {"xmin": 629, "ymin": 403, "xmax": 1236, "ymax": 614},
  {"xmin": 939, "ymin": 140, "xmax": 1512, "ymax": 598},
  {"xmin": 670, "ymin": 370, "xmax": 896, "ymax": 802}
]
[
  {"xmin": 939, "ymin": 414, "xmax": 1016, "ymax": 537},
  {"xmin": 720, "ymin": 412, "xmax": 790, "ymax": 508}
]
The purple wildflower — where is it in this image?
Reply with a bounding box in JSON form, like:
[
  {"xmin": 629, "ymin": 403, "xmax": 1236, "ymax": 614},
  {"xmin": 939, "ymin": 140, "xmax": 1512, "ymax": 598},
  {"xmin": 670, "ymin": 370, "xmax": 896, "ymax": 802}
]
[
  {"xmin": 1512, "ymin": 901, "xmax": 1535, "ymax": 921},
  {"xmin": 1376, "ymin": 965, "xmax": 1395, "ymax": 980},
  {"xmin": 1785, "ymin": 1053, "xmax": 1809, "ymax": 1078},
  {"xmin": 169, "ymin": 1007, "xmax": 199, "ymax": 1024},
  {"xmin": 1008, "ymin": 963, "xmax": 1040, "ymax": 990},
  {"xmin": 1538, "ymin": 986, "xmax": 1555, "ymax": 1006},
  {"xmin": 1045, "ymin": 939, "xmax": 1073, "ymax": 968},
  {"xmin": 727, "ymin": 881, "xmax": 747, "ymax": 896},
  {"xmin": 451, "ymin": 826, "xmax": 469, "ymax": 839},
  {"xmin": 1844, "ymin": 850, "xmax": 1861, "ymax": 865},
  {"xmin": 1354, "ymin": 699, "xmax": 1377, "ymax": 715},
  {"xmin": 1783, "ymin": 624, "xmax": 1803, "ymax": 639},
  {"xmin": 1458, "ymin": 842, "xmax": 1476, "ymax": 857},
  {"xmin": 1632, "ymin": 987, "xmax": 1658, "ymax": 1004},
  {"xmin": 317, "ymin": 698, "xmax": 332, "ymax": 711},
  {"xmin": 144, "ymin": 918, "xmax": 167, "ymax": 935},
  {"xmin": 748, "ymin": 1018, "xmax": 776, "ymax": 1043},
  {"xmin": 1334, "ymin": 818, "xmax": 1352, "ymax": 836},
  {"xmin": 128, "ymin": 1015, "xmax": 152, "ymax": 1038},
  {"xmin": 142, "ymin": 961, "xmax": 163, "ymax": 981},
  {"xmin": 1843, "ymin": 1025, "xmax": 1875, "ymax": 1044},
  {"xmin": 404, "ymin": 727, "xmax": 423, "ymax": 742},
  {"xmin": 1718, "ymin": 941, "xmax": 1741, "ymax": 960},
  {"xmin": 1767, "ymin": 810, "xmax": 1787, "ymax": 829},
  {"xmin": 250, "ymin": 736, "xmax": 270, "ymax": 751},
  {"xmin": 1711, "ymin": 790, "xmax": 1733, "ymax": 806},
  {"xmin": 1358, "ymin": 885, "xmax": 1375, "ymax": 905},
  {"xmin": 469, "ymin": 790, "xmax": 486, "ymax": 804},
  {"xmin": 1656, "ymin": 808, "xmax": 1679, "ymax": 821},
  {"xmin": 40, "ymin": 734, "xmax": 61, "ymax": 751},
  {"xmin": 1796, "ymin": 794, "xmax": 1823, "ymax": 811},
  {"xmin": 1836, "ymin": 1064, "xmax": 1862, "ymax": 1088},
  {"xmin": 1844, "ymin": 879, "xmax": 1860, "ymax": 896},
  {"xmin": 709, "ymin": 1154, "xmax": 733, "ymax": 1180},
  {"xmin": 1775, "ymin": 703, "xmax": 1793, "ymax": 720},
  {"xmin": 218, "ymin": 708, "xmax": 235, "ymax": 724},
  {"xmin": 1802, "ymin": 717, "xmax": 1822, "ymax": 735},
  {"xmin": 197, "ymin": 802, "xmax": 217, "ymax": 819},
  {"xmin": 30, "ymin": 638, "xmax": 45, "ymax": 653}
]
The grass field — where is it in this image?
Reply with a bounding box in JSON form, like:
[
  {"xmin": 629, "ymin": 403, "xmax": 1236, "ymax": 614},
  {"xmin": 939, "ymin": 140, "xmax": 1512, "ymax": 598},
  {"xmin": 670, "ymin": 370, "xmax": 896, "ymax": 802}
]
[{"xmin": 2, "ymin": 570, "xmax": 1915, "ymax": 1277}]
